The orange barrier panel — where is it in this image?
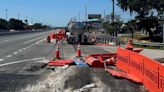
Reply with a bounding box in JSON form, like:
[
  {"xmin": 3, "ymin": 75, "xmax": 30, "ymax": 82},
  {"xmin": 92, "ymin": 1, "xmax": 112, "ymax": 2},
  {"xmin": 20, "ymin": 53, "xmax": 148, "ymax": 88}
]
[
  {"xmin": 159, "ymin": 65, "xmax": 164, "ymax": 92},
  {"xmin": 116, "ymin": 48, "xmax": 130, "ymax": 73},
  {"xmin": 116, "ymin": 48, "xmax": 164, "ymax": 92},
  {"xmin": 129, "ymin": 51, "xmax": 144, "ymax": 83},
  {"xmin": 85, "ymin": 55, "xmax": 104, "ymax": 68},
  {"xmin": 143, "ymin": 57, "xmax": 160, "ymax": 92}
]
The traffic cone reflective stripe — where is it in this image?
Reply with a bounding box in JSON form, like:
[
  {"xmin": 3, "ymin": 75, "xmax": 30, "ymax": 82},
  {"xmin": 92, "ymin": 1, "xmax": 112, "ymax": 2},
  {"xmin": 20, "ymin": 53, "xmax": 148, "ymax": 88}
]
[
  {"xmin": 56, "ymin": 44, "xmax": 60, "ymax": 59},
  {"xmin": 77, "ymin": 43, "xmax": 81, "ymax": 57}
]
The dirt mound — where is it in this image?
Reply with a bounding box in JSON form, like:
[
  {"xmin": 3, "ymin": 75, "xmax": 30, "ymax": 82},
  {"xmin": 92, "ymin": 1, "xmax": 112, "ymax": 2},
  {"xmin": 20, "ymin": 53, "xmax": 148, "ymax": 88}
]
[{"xmin": 20, "ymin": 66, "xmax": 147, "ymax": 92}]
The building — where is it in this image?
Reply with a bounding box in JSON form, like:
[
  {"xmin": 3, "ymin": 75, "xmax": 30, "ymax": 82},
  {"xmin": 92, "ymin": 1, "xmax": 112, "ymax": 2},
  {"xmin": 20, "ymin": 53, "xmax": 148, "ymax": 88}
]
[{"xmin": 103, "ymin": 14, "xmax": 121, "ymax": 22}]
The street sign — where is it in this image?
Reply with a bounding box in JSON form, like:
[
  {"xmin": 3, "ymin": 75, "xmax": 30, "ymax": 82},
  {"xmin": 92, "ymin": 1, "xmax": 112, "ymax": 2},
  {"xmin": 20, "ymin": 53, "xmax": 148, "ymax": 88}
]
[{"xmin": 88, "ymin": 14, "xmax": 101, "ymax": 19}]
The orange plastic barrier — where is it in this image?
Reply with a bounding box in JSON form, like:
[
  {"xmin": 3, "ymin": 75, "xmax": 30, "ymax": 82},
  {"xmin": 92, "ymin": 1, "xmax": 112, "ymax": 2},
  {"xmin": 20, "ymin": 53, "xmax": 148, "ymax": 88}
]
[
  {"xmin": 116, "ymin": 48, "xmax": 130, "ymax": 73},
  {"xmin": 48, "ymin": 59, "xmax": 73, "ymax": 66},
  {"xmin": 55, "ymin": 33, "xmax": 66, "ymax": 40},
  {"xmin": 116, "ymin": 48, "xmax": 164, "ymax": 92},
  {"xmin": 143, "ymin": 57, "xmax": 160, "ymax": 92},
  {"xmin": 50, "ymin": 32, "xmax": 55, "ymax": 39},
  {"xmin": 159, "ymin": 65, "xmax": 164, "ymax": 92},
  {"xmin": 129, "ymin": 51, "xmax": 144, "ymax": 83},
  {"xmin": 85, "ymin": 53, "xmax": 116, "ymax": 68},
  {"xmin": 85, "ymin": 55, "xmax": 104, "ymax": 68}
]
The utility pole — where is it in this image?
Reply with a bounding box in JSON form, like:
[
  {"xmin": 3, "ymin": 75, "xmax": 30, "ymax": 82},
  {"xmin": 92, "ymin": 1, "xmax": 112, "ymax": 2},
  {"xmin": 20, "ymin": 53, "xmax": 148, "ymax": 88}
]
[
  {"xmin": 85, "ymin": 5, "xmax": 88, "ymax": 31},
  {"xmin": 163, "ymin": 23, "xmax": 164, "ymax": 43},
  {"xmin": 31, "ymin": 18, "xmax": 33, "ymax": 24},
  {"xmin": 18, "ymin": 13, "xmax": 20, "ymax": 20},
  {"xmin": 163, "ymin": 12, "xmax": 164, "ymax": 43},
  {"xmin": 85, "ymin": 5, "xmax": 87, "ymax": 22},
  {"xmin": 78, "ymin": 12, "xmax": 81, "ymax": 22},
  {"xmin": 104, "ymin": 10, "xmax": 106, "ymax": 18},
  {"xmin": 104, "ymin": 10, "xmax": 106, "ymax": 22},
  {"xmin": 5, "ymin": 9, "xmax": 8, "ymax": 20},
  {"xmin": 112, "ymin": 0, "xmax": 115, "ymax": 36}
]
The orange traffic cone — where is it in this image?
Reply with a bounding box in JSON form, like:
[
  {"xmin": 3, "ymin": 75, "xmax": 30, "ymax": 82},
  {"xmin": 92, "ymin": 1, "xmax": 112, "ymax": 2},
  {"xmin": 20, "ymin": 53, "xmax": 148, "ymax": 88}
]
[
  {"xmin": 106, "ymin": 57, "xmax": 115, "ymax": 65},
  {"xmin": 125, "ymin": 39, "xmax": 134, "ymax": 50},
  {"xmin": 77, "ymin": 43, "xmax": 81, "ymax": 57},
  {"xmin": 47, "ymin": 36, "xmax": 51, "ymax": 43},
  {"xmin": 109, "ymin": 57, "xmax": 115, "ymax": 65},
  {"xmin": 55, "ymin": 44, "xmax": 60, "ymax": 59}
]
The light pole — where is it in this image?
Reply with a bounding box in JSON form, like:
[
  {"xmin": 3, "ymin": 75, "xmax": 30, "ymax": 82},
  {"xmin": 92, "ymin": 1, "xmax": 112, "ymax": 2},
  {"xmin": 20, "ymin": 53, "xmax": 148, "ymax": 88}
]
[
  {"xmin": 85, "ymin": 4, "xmax": 88, "ymax": 31},
  {"xmin": 18, "ymin": 13, "xmax": 20, "ymax": 20},
  {"xmin": 78, "ymin": 12, "xmax": 81, "ymax": 22},
  {"xmin": 163, "ymin": 22, "xmax": 164, "ymax": 43},
  {"xmin": 162, "ymin": 12, "xmax": 164, "ymax": 43},
  {"xmin": 5, "ymin": 9, "xmax": 8, "ymax": 20},
  {"xmin": 112, "ymin": 0, "xmax": 115, "ymax": 36}
]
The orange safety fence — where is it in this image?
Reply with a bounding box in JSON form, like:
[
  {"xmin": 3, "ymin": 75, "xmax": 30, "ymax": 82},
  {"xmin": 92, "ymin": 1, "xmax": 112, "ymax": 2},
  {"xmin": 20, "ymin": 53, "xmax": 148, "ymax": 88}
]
[
  {"xmin": 159, "ymin": 65, "xmax": 164, "ymax": 92},
  {"xmin": 116, "ymin": 48, "xmax": 130, "ymax": 73},
  {"xmin": 116, "ymin": 47, "xmax": 164, "ymax": 92}
]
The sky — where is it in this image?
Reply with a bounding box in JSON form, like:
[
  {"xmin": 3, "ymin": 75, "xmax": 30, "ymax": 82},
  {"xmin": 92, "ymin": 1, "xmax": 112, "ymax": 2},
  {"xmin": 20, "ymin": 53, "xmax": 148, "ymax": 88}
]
[{"xmin": 0, "ymin": 0, "xmax": 134, "ymax": 27}]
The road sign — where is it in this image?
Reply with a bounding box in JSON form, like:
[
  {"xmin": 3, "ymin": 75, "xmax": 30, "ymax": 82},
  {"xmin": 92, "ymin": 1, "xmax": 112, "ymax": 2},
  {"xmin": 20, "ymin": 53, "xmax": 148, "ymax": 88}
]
[{"xmin": 88, "ymin": 14, "xmax": 101, "ymax": 19}]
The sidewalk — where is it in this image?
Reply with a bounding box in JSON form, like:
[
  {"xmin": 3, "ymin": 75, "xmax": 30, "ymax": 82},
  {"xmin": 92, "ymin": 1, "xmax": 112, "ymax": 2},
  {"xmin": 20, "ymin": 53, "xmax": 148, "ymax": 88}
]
[
  {"xmin": 98, "ymin": 45, "xmax": 164, "ymax": 60},
  {"xmin": 140, "ymin": 49, "xmax": 164, "ymax": 59}
]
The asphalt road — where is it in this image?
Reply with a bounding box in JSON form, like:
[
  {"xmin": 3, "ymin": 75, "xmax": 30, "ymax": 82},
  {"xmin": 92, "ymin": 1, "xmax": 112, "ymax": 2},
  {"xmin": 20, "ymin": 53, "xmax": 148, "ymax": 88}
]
[
  {"xmin": 0, "ymin": 30, "xmax": 57, "ymax": 91},
  {"xmin": 0, "ymin": 31, "xmax": 146, "ymax": 92}
]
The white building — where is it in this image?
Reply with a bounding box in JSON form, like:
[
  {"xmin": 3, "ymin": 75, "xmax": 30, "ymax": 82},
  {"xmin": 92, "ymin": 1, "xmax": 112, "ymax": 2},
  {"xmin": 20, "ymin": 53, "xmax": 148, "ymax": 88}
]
[{"xmin": 103, "ymin": 14, "xmax": 121, "ymax": 22}]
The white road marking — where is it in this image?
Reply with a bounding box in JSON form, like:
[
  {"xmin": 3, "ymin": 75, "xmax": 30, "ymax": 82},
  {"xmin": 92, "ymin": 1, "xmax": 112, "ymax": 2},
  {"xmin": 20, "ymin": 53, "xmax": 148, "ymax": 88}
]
[
  {"xmin": 23, "ymin": 37, "xmax": 43, "ymax": 44},
  {"xmin": 0, "ymin": 57, "xmax": 45, "ymax": 67},
  {"xmin": 19, "ymin": 50, "xmax": 23, "ymax": 52},
  {"xmin": 35, "ymin": 39, "xmax": 45, "ymax": 44},
  {"xmin": 23, "ymin": 48, "xmax": 26, "ymax": 50},
  {"xmin": 0, "ymin": 59, "xmax": 4, "ymax": 62},
  {"xmin": 6, "ymin": 55, "xmax": 12, "ymax": 58},
  {"xmin": 4, "ymin": 40, "xmax": 10, "ymax": 42},
  {"xmin": 13, "ymin": 52, "xmax": 18, "ymax": 54}
]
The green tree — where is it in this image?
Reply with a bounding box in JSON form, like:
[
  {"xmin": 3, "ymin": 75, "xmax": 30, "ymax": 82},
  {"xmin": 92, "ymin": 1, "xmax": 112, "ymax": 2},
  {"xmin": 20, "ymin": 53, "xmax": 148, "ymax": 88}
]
[
  {"xmin": 9, "ymin": 18, "xmax": 25, "ymax": 30},
  {"xmin": 126, "ymin": 19, "xmax": 137, "ymax": 38},
  {"xmin": 32, "ymin": 23, "xmax": 43, "ymax": 29},
  {"xmin": 117, "ymin": 0, "xmax": 163, "ymax": 41},
  {"xmin": 0, "ymin": 19, "xmax": 8, "ymax": 30}
]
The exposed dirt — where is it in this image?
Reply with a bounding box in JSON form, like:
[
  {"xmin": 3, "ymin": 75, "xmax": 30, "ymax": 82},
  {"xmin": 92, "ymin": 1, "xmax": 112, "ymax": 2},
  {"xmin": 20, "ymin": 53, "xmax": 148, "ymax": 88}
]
[{"xmin": 19, "ymin": 66, "xmax": 147, "ymax": 92}]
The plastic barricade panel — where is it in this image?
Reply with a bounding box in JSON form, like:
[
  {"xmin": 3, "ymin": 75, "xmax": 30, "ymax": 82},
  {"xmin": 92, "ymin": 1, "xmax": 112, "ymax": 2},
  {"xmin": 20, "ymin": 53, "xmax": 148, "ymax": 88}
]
[
  {"xmin": 115, "ymin": 47, "xmax": 164, "ymax": 92},
  {"xmin": 129, "ymin": 51, "xmax": 144, "ymax": 82},
  {"xmin": 159, "ymin": 65, "xmax": 164, "ymax": 92},
  {"xmin": 143, "ymin": 57, "xmax": 160, "ymax": 92},
  {"xmin": 116, "ymin": 48, "xmax": 130, "ymax": 73}
]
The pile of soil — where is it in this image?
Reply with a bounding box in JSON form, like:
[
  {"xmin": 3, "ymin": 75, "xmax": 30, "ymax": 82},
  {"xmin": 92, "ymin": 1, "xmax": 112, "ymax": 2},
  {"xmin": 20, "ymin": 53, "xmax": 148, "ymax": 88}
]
[{"xmin": 20, "ymin": 66, "xmax": 147, "ymax": 92}]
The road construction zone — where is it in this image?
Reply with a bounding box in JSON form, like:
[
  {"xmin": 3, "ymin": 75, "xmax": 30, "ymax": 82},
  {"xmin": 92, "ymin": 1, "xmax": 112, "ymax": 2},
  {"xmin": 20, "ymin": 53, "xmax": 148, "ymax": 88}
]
[{"xmin": 44, "ymin": 29, "xmax": 164, "ymax": 92}]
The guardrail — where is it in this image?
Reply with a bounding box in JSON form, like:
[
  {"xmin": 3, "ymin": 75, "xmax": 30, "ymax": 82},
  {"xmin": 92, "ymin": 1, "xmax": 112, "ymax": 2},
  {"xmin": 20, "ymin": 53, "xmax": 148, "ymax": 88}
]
[
  {"xmin": 87, "ymin": 34, "xmax": 164, "ymax": 48},
  {"xmin": 133, "ymin": 42, "xmax": 164, "ymax": 48},
  {"xmin": 95, "ymin": 35, "xmax": 125, "ymax": 45},
  {"xmin": 86, "ymin": 34, "xmax": 126, "ymax": 45},
  {"xmin": 0, "ymin": 30, "xmax": 50, "ymax": 36}
]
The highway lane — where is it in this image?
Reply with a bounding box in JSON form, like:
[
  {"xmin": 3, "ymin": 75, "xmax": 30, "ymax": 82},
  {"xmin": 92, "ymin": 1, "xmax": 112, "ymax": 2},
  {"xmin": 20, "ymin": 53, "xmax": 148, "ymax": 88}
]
[
  {"xmin": 0, "ymin": 30, "xmax": 57, "ymax": 91},
  {"xmin": 0, "ymin": 31, "xmax": 51, "ymax": 62}
]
